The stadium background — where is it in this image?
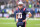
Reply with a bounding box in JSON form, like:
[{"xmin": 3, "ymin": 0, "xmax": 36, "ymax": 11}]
[
  {"xmin": 0, "ymin": 0, "xmax": 40, "ymax": 18},
  {"xmin": 0, "ymin": 0, "xmax": 40, "ymax": 27}
]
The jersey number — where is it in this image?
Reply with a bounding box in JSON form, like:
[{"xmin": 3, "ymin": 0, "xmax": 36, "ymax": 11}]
[{"xmin": 16, "ymin": 13, "xmax": 22, "ymax": 18}]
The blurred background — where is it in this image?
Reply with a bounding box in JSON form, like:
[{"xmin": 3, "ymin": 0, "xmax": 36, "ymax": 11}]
[
  {"xmin": 0, "ymin": 0, "xmax": 40, "ymax": 27},
  {"xmin": 0, "ymin": 0, "xmax": 40, "ymax": 18}
]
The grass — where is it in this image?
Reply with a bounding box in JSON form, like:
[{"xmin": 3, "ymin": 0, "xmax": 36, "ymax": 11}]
[{"xmin": 0, "ymin": 18, "xmax": 40, "ymax": 27}]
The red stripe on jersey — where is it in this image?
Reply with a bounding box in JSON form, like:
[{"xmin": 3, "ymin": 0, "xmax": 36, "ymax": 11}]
[{"xmin": 23, "ymin": 8, "xmax": 26, "ymax": 11}]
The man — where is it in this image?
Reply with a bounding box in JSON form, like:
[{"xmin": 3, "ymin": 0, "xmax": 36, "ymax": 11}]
[{"xmin": 15, "ymin": 1, "xmax": 32, "ymax": 27}]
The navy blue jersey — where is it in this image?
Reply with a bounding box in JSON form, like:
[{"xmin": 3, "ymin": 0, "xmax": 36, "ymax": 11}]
[{"xmin": 15, "ymin": 8, "xmax": 29, "ymax": 22}]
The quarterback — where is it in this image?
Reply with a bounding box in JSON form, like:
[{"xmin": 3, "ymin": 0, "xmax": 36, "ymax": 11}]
[{"xmin": 15, "ymin": 1, "xmax": 32, "ymax": 27}]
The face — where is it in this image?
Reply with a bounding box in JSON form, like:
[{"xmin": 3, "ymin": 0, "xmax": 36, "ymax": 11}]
[{"xmin": 18, "ymin": 4, "xmax": 23, "ymax": 9}]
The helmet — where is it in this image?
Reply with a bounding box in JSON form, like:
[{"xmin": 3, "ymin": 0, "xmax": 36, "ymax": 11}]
[{"xmin": 18, "ymin": 1, "xmax": 23, "ymax": 5}]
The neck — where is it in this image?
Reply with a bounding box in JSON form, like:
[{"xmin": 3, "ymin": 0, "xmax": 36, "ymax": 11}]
[{"xmin": 19, "ymin": 9, "xmax": 21, "ymax": 10}]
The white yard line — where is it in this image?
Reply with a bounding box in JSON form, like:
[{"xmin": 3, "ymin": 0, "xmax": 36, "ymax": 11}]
[
  {"xmin": 0, "ymin": 18, "xmax": 14, "ymax": 20},
  {"xmin": 35, "ymin": 24, "xmax": 40, "ymax": 25},
  {"xmin": 29, "ymin": 19, "xmax": 40, "ymax": 20},
  {"xmin": 0, "ymin": 18, "xmax": 40, "ymax": 20},
  {"xmin": 0, "ymin": 23, "xmax": 16, "ymax": 24},
  {"xmin": 27, "ymin": 24, "xmax": 40, "ymax": 25},
  {"xmin": 0, "ymin": 23, "xmax": 40, "ymax": 26}
]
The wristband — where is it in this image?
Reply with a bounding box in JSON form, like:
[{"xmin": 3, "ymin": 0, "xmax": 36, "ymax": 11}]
[{"xmin": 16, "ymin": 19, "xmax": 18, "ymax": 21}]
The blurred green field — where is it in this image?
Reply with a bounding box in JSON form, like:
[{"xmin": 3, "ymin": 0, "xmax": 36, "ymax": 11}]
[{"xmin": 0, "ymin": 18, "xmax": 40, "ymax": 27}]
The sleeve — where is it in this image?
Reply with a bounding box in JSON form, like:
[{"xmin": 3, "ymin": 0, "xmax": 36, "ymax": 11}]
[{"xmin": 25, "ymin": 9, "xmax": 30, "ymax": 14}]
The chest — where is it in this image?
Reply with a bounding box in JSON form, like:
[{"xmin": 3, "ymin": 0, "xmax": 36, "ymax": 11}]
[
  {"xmin": 16, "ymin": 9, "xmax": 26, "ymax": 19},
  {"xmin": 17, "ymin": 9, "xmax": 25, "ymax": 14}
]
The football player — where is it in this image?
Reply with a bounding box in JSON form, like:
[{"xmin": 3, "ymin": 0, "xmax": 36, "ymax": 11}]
[{"xmin": 15, "ymin": 1, "xmax": 32, "ymax": 27}]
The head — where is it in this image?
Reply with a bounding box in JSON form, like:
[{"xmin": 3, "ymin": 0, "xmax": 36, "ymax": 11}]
[{"xmin": 18, "ymin": 1, "xmax": 23, "ymax": 9}]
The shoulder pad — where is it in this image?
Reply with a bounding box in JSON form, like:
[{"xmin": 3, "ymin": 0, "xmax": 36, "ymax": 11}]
[{"xmin": 16, "ymin": 8, "xmax": 18, "ymax": 11}]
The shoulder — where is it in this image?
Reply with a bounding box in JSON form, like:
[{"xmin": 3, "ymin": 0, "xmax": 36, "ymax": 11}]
[
  {"xmin": 23, "ymin": 8, "xmax": 29, "ymax": 11},
  {"xmin": 16, "ymin": 8, "xmax": 18, "ymax": 11},
  {"xmin": 14, "ymin": 8, "xmax": 18, "ymax": 12},
  {"xmin": 23, "ymin": 8, "xmax": 26, "ymax": 11}
]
